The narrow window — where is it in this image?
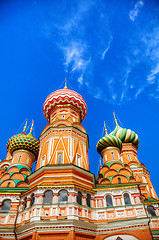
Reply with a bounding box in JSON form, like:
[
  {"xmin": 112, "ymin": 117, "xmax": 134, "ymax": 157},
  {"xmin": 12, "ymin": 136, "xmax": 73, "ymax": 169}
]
[
  {"xmin": 58, "ymin": 153, "xmax": 62, "ymax": 164},
  {"xmin": 118, "ymin": 177, "xmax": 121, "ymax": 184},
  {"xmin": 7, "ymin": 182, "xmax": 10, "ymax": 188},
  {"xmin": 86, "ymin": 194, "xmax": 91, "ymax": 207},
  {"xmin": 1, "ymin": 200, "xmax": 11, "ymax": 213},
  {"xmin": 27, "ymin": 157, "xmax": 29, "ymax": 164},
  {"xmin": 43, "ymin": 190, "xmax": 53, "ymax": 205},
  {"xmin": 77, "ymin": 156, "xmax": 81, "ymax": 167},
  {"xmin": 111, "ymin": 152, "xmax": 114, "ymax": 159},
  {"xmin": 77, "ymin": 192, "xmax": 82, "ymax": 205},
  {"xmin": 62, "ymin": 115, "xmax": 65, "ymax": 119},
  {"xmin": 147, "ymin": 205, "xmax": 156, "ymax": 217},
  {"xmin": 30, "ymin": 194, "xmax": 35, "ymax": 207},
  {"xmin": 128, "ymin": 154, "xmax": 131, "ymax": 161},
  {"xmin": 18, "ymin": 155, "xmax": 21, "ymax": 162},
  {"xmin": 58, "ymin": 190, "xmax": 68, "ymax": 204},
  {"xmin": 124, "ymin": 193, "xmax": 131, "ymax": 205},
  {"xmin": 106, "ymin": 195, "xmax": 113, "ymax": 207},
  {"xmin": 23, "ymin": 197, "xmax": 27, "ymax": 210}
]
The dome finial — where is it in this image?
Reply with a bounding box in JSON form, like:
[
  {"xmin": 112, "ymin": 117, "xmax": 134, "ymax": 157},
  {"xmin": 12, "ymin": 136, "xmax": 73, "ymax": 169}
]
[
  {"xmin": 113, "ymin": 111, "xmax": 118, "ymax": 125},
  {"xmin": 23, "ymin": 119, "xmax": 28, "ymax": 132},
  {"xmin": 104, "ymin": 121, "xmax": 108, "ymax": 135},
  {"xmin": 64, "ymin": 78, "xmax": 67, "ymax": 89},
  {"xmin": 29, "ymin": 120, "xmax": 34, "ymax": 134},
  {"xmin": 99, "ymin": 157, "xmax": 102, "ymax": 169}
]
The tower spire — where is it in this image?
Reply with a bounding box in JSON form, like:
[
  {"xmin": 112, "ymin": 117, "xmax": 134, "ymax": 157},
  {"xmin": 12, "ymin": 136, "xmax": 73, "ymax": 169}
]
[
  {"xmin": 113, "ymin": 111, "xmax": 118, "ymax": 125},
  {"xmin": 104, "ymin": 121, "xmax": 108, "ymax": 135},
  {"xmin": 29, "ymin": 120, "xmax": 34, "ymax": 135},
  {"xmin": 64, "ymin": 78, "xmax": 68, "ymax": 89},
  {"xmin": 23, "ymin": 119, "xmax": 28, "ymax": 133},
  {"xmin": 99, "ymin": 157, "xmax": 102, "ymax": 169}
]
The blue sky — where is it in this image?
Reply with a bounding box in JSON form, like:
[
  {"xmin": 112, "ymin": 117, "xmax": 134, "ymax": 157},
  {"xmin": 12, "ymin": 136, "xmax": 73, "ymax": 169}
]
[{"xmin": 0, "ymin": 0, "xmax": 159, "ymax": 195}]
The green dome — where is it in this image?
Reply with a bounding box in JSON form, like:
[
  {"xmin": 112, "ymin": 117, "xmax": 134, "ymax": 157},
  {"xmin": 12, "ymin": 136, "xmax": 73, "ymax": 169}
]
[
  {"xmin": 97, "ymin": 133, "xmax": 122, "ymax": 154},
  {"xmin": 7, "ymin": 132, "xmax": 39, "ymax": 158},
  {"xmin": 110, "ymin": 121, "xmax": 139, "ymax": 148}
]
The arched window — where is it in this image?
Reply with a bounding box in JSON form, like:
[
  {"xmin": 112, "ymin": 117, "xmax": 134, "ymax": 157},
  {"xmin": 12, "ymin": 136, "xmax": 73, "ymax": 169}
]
[
  {"xmin": 1, "ymin": 200, "xmax": 11, "ymax": 213},
  {"xmin": 30, "ymin": 193, "xmax": 35, "ymax": 207},
  {"xmin": 86, "ymin": 194, "xmax": 91, "ymax": 207},
  {"xmin": 23, "ymin": 197, "xmax": 27, "ymax": 210},
  {"xmin": 77, "ymin": 191, "xmax": 82, "ymax": 205},
  {"xmin": 147, "ymin": 205, "xmax": 156, "ymax": 217},
  {"xmin": 43, "ymin": 190, "xmax": 53, "ymax": 205},
  {"xmin": 58, "ymin": 190, "xmax": 68, "ymax": 204},
  {"xmin": 106, "ymin": 195, "xmax": 113, "ymax": 207},
  {"xmin": 118, "ymin": 177, "xmax": 121, "ymax": 184},
  {"xmin": 111, "ymin": 152, "xmax": 114, "ymax": 159},
  {"xmin": 124, "ymin": 193, "xmax": 131, "ymax": 205}
]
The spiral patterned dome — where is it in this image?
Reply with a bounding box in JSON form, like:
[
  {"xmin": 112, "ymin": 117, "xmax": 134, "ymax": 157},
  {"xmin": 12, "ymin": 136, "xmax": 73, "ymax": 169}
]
[
  {"xmin": 97, "ymin": 133, "xmax": 122, "ymax": 154},
  {"xmin": 111, "ymin": 121, "xmax": 139, "ymax": 148},
  {"xmin": 43, "ymin": 88, "xmax": 87, "ymax": 123},
  {"xmin": 7, "ymin": 132, "xmax": 39, "ymax": 158}
]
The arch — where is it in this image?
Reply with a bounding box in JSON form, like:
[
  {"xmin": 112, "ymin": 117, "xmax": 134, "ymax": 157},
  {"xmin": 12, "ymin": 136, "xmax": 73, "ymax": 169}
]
[
  {"xmin": 1, "ymin": 173, "xmax": 10, "ymax": 181},
  {"xmin": 123, "ymin": 193, "xmax": 131, "ymax": 205},
  {"xmin": 10, "ymin": 173, "xmax": 24, "ymax": 181},
  {"xmin": 77, "ymin": 191, "xmax": 82, "ymax": 205},
  {"xmin": 147, "ymin": 205, "xmax": 156, "ymax": 217},
  {"xmin": 58, "ymin": 190, "xmax": 68, "ymax": 204},
  {"xmin": 99, "ymin": 166, "xmax": 109, "ymax": 174},
  {"xmin": 86, "ymin": 193, "xmax": 91, "ymax": 207},
  {"xmin": 17, "ymin": 181, "xmax": 28, "ymax": 188},
  {"xmin": 43, "ymin": 190, "xmax": 53, "ymax": 205},
  {"xmin": 119, "ymin": 168, "xmax": 131, "ymax": 176},
  {"xmin": 0, "ymin": 163, "xmax": 10, "ymax": 168},
  {"xmin": 1, "ymin": 180, "xmax": 15, "ymax": 188},
  {"xmin": 30, "ymin": 193, "xmax": 35, "ymax": 207},
  {"xmin": 1, "ymin": 199, "xmax": 11, "ymax": 213},
  {"xmin": 111, "ymin": 175, "xmax": 129, "ymax": 184},
  {"xmin": 20, "ymin": 168, "xmax": 30, "ymax": 176},
  {"xmin": 100, "ymin": 178, "xmax": 110, "ymax": 184},
  {"xmin": 104, "ymin": 169, "xmax": 118, "ymax": 178},
  {"xmin": 8, "ymin": 166, "xmax": 19, "ymax": 173},
  {"xmin": 104, "ymin": 235, "xmax": 139, "ymax": 240},
  {"xmin": 106, "ymin": 195, "xmax": 113, "ymax": 207}
]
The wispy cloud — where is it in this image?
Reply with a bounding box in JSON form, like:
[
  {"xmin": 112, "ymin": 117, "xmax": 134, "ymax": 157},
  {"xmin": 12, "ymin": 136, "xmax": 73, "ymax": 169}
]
[
  {"xmin": 129, "ymin": 1, "xmax": 144, "ymax": 21},
  {"xmin": 42, "ymin": 0, "xmax": 159, "ymax": 104},
  {"xmin": 101, "ymin": 37, "xmax": 112, "ymax": 60},
  {"xmin": 62, "ymin": 41, "xmax": 90, "ymax": 73},
  {"xmin": 147, "ymin": 63, "xmax": 159, "ymax": 84}
]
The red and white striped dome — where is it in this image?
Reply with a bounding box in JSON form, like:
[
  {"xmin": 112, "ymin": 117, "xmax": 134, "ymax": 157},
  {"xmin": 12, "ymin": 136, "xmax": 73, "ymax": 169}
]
[{"xmin": 43, "ymin": 88, "xmax": 87, "ymax": 123}]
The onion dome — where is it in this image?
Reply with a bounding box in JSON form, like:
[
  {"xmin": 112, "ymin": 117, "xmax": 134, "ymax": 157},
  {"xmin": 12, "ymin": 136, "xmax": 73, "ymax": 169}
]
[
  {"xmin": 110, "ymin": 114, "xmax": 139, "ymax": 148},
  {"xmin": 96, "ymin": 122, "xmax": 122, "ymax": 154},
  {"xmin": 43, "ymin": 79, "xmax": 87, "ymax": 123},
  {"xmin": 6, "ymin": 120, "xmax": 39, "ymax": 158}
]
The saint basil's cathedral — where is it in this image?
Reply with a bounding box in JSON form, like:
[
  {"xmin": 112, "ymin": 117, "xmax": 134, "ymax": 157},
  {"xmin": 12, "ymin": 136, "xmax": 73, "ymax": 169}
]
[{"xmin": 0, "ymin": 81, "xmax": 158, "ymax": 240}]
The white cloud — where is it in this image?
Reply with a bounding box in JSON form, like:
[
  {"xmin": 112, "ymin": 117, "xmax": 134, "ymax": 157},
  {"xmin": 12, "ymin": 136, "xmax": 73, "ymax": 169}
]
[
  {"xmin": 101, "ymin": 37, "xmax": 112, "ymax": 60},
  {"xmin": 135, "ymin": 87, "xmax": 144, "ymax": 97},
  {"xmin": 129, "ymin": 1, "xmax": 144, "ymax": 22},
  {"xmin": 77, "ymin": 75, "xmax": 84, "ymax": 85}
]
